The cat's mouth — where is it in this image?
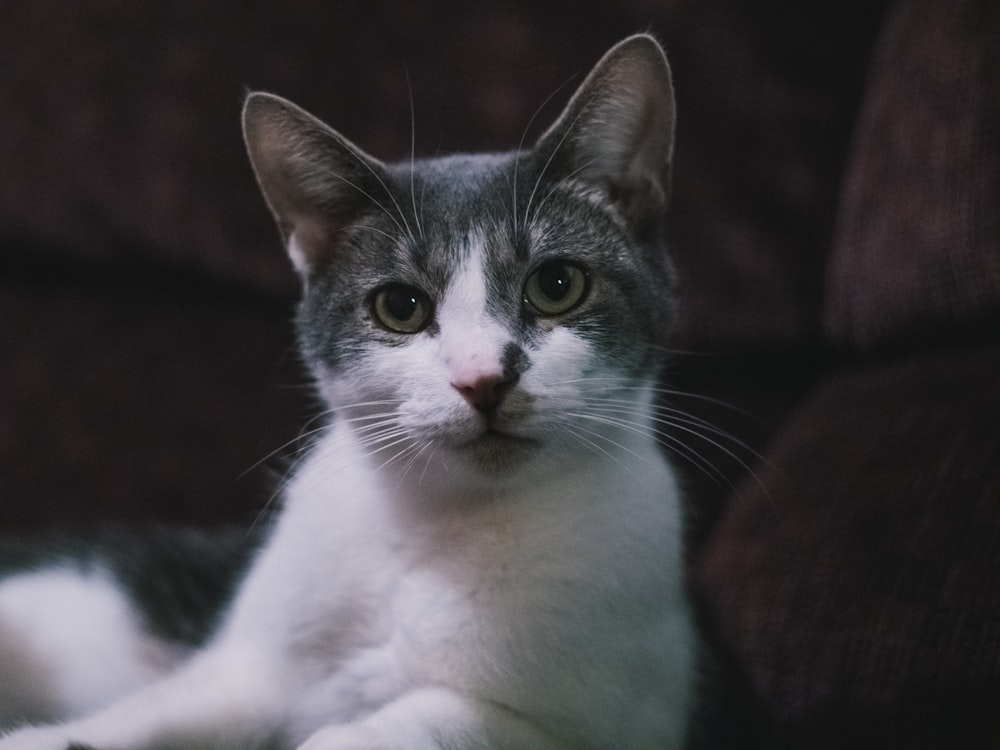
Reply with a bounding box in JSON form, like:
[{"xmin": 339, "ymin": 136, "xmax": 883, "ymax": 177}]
[
  {"xmin": 480, "ymin": 425, "xmax": 532, "ymax": 443},
  {"xmin": 458, "ymin": 424, "xmax": 533, "ymax": 448},
  {"xmin": 447, "ymin": 425, "xmax": 537, "ymax": 475}
]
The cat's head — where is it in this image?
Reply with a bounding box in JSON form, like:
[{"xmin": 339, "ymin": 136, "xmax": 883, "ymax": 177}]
[{"xmin": 243, "ymin": 35, "xmax": 676, "ymax": 487}]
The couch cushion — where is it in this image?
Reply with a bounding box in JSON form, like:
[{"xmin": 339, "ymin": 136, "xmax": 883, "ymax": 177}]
[
  {"xmin": 825, "ymin": 0, "xmax": 1000, "ymax": 351},
  {"xmin": 662, "ymin": 2, "xmax": 887, "ymax": 350},
  {"xmin": 696, "ymin": 343, "xmax": 1000, "ymax": 747}
]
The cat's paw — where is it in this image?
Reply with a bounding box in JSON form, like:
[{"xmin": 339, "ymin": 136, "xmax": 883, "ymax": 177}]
[
  {"xmin": 296, "ymin": 725, "xmax": 386, "ymax": 750},
  {"xmin": 0, "ymin": 726, "xmax": 79, "ymax": 750}
]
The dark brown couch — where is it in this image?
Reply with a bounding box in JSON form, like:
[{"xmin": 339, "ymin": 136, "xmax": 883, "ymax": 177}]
[{"xmin": 2, "ymin": 1, "xmax": 998, "ymax": 747}]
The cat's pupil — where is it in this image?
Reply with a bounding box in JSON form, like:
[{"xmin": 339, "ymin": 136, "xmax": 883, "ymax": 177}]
[
  {"xmin": 385, "ymin": 287, "xmax": 419, "ymax": 321},
  {"xmin": 537, "ymin": 262, "xmax": 572, "ymax": 301}
]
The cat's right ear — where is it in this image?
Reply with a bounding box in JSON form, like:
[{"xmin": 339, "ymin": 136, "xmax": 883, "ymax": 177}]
[
  {"xmin": 242, "ymin": 92, "xmax": 386, "ymax": 274},
  {"xmin": 533, "ymin": 35, "xmax": 675, "ymax": 236}
]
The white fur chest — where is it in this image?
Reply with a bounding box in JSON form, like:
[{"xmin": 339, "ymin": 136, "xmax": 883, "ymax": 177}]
[{"xmin": 223, "ymin": 421, "xmax": 693, "ymax": 748}]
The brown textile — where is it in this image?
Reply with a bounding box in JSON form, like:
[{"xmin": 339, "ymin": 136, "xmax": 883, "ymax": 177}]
[
  {"xmin": 696, "ymin": 343, "xmax": 1000, "ymax": 748},
  {"xmin": 826, "ymin": 0, "xmax": 1000, "ymax": 351}
]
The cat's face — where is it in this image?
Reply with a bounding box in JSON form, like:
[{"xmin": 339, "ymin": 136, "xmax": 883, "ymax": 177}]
[{"xmin": 244, "ymin": 35, "xmax": 676, "ymax": 485}]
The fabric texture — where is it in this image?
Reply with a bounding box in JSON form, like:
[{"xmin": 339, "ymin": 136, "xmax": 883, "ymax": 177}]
[
  {"xmin": 825, "ymin": 0, "xmax": 1000, "ymax": 351},
  {"xmin": 693, "ymin": 1, "xmax": 1000, "ymax": 745},
  {"xmin": 696, "ymin": 343, "xmax": 1000, "ymax": 748}
]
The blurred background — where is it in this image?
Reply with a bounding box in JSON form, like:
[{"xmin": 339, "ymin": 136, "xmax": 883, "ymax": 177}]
[{"xmin": 0, "ymin": 0, "xmax": 888, "ymax": 528}]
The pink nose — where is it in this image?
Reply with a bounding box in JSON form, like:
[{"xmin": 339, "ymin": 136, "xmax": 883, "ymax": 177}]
[{"xmin": 452, "ymin": 373, "xmax": 516, "ymax": 413}]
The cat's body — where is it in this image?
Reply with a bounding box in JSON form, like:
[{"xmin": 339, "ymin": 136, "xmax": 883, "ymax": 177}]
[{"xmin": 0, "ymin": 35, "xmax": 697, "ymax": 749}]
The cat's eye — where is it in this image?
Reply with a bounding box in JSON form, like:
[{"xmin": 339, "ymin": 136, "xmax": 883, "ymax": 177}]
[
  {"xmin": 371, "ymin": 284, "xmax": 433, "ymax": 333},
  {"xmin": 523, "ymin": 260, "xmax": 589, "ymax": 316}
]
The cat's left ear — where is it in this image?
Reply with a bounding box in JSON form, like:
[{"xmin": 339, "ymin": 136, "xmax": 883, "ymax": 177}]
[{"xmin": 537, "ymin": 34, "xmax": 676, "ymax": 232}]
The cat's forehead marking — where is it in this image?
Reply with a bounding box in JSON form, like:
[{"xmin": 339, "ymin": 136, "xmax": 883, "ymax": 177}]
[
  {"xmin": 441, "ymin": 228, "xmax": 490, "ymax": 319},
  {"xmin": 434, "ymin": 228, "xmax": 518, "ymax": 373}
]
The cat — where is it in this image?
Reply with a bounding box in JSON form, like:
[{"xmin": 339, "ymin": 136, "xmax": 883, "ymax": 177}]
[{"xmin": 0, "ymin": 33, "xmax": 697, "ymax": 750}]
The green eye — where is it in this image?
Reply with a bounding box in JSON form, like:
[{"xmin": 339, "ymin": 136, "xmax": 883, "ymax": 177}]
[
  {"xmin": 524, "ymin": 260, "xmax": 589, "ymax": 316},
  {"xmin": 372, "ymin": 284, "xmax": 433, "ymax": 333}
]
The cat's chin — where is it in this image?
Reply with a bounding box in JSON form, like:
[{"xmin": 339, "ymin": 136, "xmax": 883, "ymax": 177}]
[{"xmin": 445, "ymin": 429, "xmax": 538, "ymax": 480}]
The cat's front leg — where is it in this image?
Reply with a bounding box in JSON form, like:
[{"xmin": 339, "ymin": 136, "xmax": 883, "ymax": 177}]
[
  {"xmin": 0, "ymin": 647, "xmax": 279, "ymax": 750},
  {"xmin": 296, "ymin": 688, "xmax": 567, "ymax": 750},
  {"xmin": 0, "ymin": 725, "xmax": 78, "ymax": 750}
]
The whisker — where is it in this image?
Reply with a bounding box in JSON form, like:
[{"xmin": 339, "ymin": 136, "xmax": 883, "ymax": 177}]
[
  {"xmin": 370, "ymin": 435, "xmax": 423, "ymax": 473},
  {"xmin": 239, "ymin": 409, "xmax": 337, "ymax": 479},
  {"xmin": 652, "ymin": 388, "xmax": 762, "ymax": 422},
  {"xmin": 337, "ymin": 398, "xmax": 407, "ymax": 410},
  {"xmin": 369, "ymin": 181, "xmax": 415, "ymax": 247},
  {"xmin": 397, "ymin": 438, "xmax": 436, "ymax": 483},
  {"xmin": 522, "ymin": 82, "xmax": 612, "ymax": 229},
  {"xmin": 511, "ymin": 74, "xmax": 577, "ymax": 234},
  {"xmin": 574, "ymin": 404, "xmax": 771, "ymax": 501},
  {"xmin": 417, "ymin": 441, "xmax": 440, "ymax": 487},
  {"xmin": 567, "ymin": 409, "xmax": 735, "ymax": 494},
  {"xmin": 542, "ymin": 376, "xmax": 762, "ymax": 422},
  {"xmin": 329, "ymin": 223, "xmax": 401, "ymax": 244},
  {"xmin": 343, "ymin": 411, "xmax": 405, "ymax": 429},
  {"xmin": 576, "ymin": 396, "xmax": 767, "ymax": 462},
  {"xmin": 578, "ymin": 401, "xmax": 746, "ymax": 464},
  {"xmin": 522, "ymin": 123, "xmax": 571, "ymax": 231},
  {"xmin": 559, "ymin": 424, "xmax": 629, "ymax": 469},
  {"xmin": 405, "ymin": 67, "xmax": 424, "ymax": 240},
  {"xmin": 528, "ymin": 156, "xmax": 600, "ymax": 221},
  {"xmin": 539, "ymin": 376, "xmax": 772, "ymax": 489},
  {"xmin": 355, "ymin": 426, "xmax": 412, "ymax": 448},
  {"xmin": 567, "ymin": 416, "xmax": 656, "ymax": 467},
  {"xmin": 314, "ymin": 163, "xmax": 410, "ymax": 241},
  {"xmin": 649, "ymin": 413, "xmax": 770, "ymax": 469}
]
